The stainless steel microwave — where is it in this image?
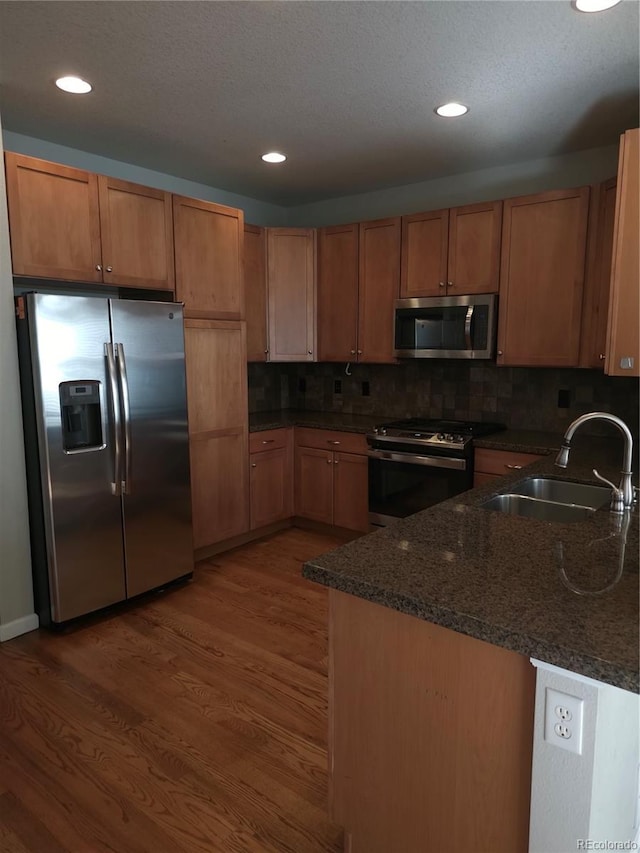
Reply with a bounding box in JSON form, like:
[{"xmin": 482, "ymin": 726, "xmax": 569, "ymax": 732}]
[{"xmin": 394, "ymin": 294, "xmax": 498, "ymax": 359}]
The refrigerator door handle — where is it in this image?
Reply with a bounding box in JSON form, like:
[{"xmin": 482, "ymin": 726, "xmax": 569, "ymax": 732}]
[
  {"xmin": 115, "ymin": 342, "xmax": 132, "ymax": 495},
  {"xmin": 105, "ymin": 342, "xmax": 123, "ymax": 496}
]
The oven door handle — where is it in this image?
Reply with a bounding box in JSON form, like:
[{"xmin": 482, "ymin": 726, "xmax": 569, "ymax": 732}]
[{"xmin": 367, "ymin": 449, "xmax": 467, "ymax": 471}]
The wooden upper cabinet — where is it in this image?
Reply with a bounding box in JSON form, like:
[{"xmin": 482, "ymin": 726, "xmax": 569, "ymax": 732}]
[
  {"xmin": 98, "ymin": 176, "xmax": 174, "ymax": 290},
  {"xmin": 266, "ymin": 228, "xmax": 316, "ymax": 362},
  {"xmin": 244, "ymin": 224, "xmax": 268, "ymax": 362},
  {"xmin": 317, "ymin": 223, "xmax": 359, "ymax": 361},
  {"xmin": 580, "ymin": 178, "xmax": 617, "ymax": 368},
  {"xmin": 174, "ymin": 195, "xmax": 244, "ymax": 319},
  {"xmin": 400, "ymin": 201, "xmax": 502, "ymax": 298},
  {"xmin": 497, "ymin": 187, "xmax": 590, "ymax": 367},
  {"xmin": 447, "ymin": 200, "xmax": 502, "ymax": 294},
  {"xmin": 401, "ymin": 209, "xmax": 448, "ymax": 297},
  {"xmin": 605, "ymin": 128, "xmax": 639, "ymax": 378},
  {"xmin": 358, "ymin": 217, "xmax": 401, "ymax": 363},
  {"xmin": 5, "ymin": 152, "xmax": 102, "ymax": 282}
]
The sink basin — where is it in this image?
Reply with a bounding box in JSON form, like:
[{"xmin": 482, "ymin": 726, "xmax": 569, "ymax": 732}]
[
  {"xmin": 481, "ymin": 494, "xmax": 596, "ymax": 523},
  {"xmin": 511, "ymin": 477, "xmax": 611, "ymax": 510}
]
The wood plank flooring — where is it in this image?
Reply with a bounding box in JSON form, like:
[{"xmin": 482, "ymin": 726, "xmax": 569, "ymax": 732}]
[{"xmin": 0, "ymin": 528, "xmax": 347, "ymax": 853}]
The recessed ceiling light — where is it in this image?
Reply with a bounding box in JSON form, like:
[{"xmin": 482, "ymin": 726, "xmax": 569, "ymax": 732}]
[
  {"xmin": 55, "ymin": 76, "xmax": 92, "ymax": 94},
  {"xmin": 261, "ymin": 152, "xmax": 287, "ymax": 163},
  {"xmin": 435, "ymin": 102, "xmax": 469, "ymax": 118},
  {"xmin": 573, "ymin": 0, "xmax": 621, "ymax": 10}
]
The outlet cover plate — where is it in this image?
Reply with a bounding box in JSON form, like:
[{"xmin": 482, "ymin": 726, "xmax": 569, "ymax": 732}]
[{"xmin": 544, "ymin": 687, "xmax": 584, "ymax": 754}]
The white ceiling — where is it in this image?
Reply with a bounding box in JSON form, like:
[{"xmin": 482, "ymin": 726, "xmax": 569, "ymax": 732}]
[{"xmin": 0, "ymin": 1, "xmax": 638, "ymax": 206}]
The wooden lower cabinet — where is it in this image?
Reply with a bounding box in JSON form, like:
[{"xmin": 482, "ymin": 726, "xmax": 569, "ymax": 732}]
[
  {"xmin": 329, "ymin": 590, "xmax": 535, "ymax": 853},
  {"xmin": 473, "ymin": 447, "xmax": 545, "ymax": 487},
  {"xmin": 294, "ymin": 429, "xmax": 369, "ymax": 533},
  {"xmin": 249, "ymin": 429, "xmax": 293, "ymax": 529},
  {"xmin": 184, "ymin": 319, "xmax": 249, "ymax": 550}
]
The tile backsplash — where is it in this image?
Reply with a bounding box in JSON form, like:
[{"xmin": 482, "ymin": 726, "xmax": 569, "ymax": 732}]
[{"xmin": 248, "ymin": 361, "xmax": 639, "ymax": 436}]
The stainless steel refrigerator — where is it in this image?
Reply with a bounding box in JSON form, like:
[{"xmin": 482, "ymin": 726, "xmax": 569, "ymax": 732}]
[{"xmin": 16, "ymin": 293, "xmax": 193, "ymax": 626}]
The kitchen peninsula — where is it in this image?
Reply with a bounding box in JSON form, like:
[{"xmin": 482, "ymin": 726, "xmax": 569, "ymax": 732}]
[{"xmin": 302, "ymin": 443, "xmax": 639, "ymax": 853}]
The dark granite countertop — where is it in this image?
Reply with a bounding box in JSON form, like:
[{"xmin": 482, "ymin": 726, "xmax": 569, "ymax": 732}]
[{"xmin": 303, "ymin": 441, "xmax": 639, "ymax": 693}]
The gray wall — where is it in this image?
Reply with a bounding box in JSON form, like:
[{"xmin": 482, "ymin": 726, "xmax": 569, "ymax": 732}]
[{"xmin": 0, "ymin": 117, "xmax": 37, "ymax": 639}]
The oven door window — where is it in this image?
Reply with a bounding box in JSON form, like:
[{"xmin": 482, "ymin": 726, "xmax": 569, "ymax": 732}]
[{"xmin": 368, "ymin": 456, "xmax": 472, "ymax": 521}]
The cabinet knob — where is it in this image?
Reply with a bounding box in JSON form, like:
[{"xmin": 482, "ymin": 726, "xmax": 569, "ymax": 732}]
[
  {"xmin": 308, "ymin": 350, "xmax": 312, "ymax": 355},
  {"xmin": 497, "ymin": 350, "xmax": 503, "ymax": 356},
  {"xmin": 327, "ymin": 458, "xmax": 332, "ymax": 464},
  {"xmin": 439, "ymin": 281, "xmax": 445, "ymax": 288},
  {"xmin": 251, "ymin": 462, "xmax": 257, "ymax": 468},
  {"xmin": 334, "ymin": 459, "xmax": 338, "ymax": 464},
  {"xmin": 351, "ymin": 349, "xmax": 356, "ymax": 355},
  {"xmin": 447, "ymin": 281, "xmax": 453, "ymax": 287},
  {"xmin": 106, "ymin": 266, "xmax": 113, "ymax": 273},
  {"xmin": 95, "ymin": 264, "xmax": 102, "ymax": 272},
  {"xmin": 264, "ymin": 349, "xmax": 269, "ymax": 354},
  {"xmin": 599, "ymin": 353, "xmax": 606, "ymax": 360},
  {"xmin": 357, "ymin": 349, "xmax": 362, "ymax": 355}
]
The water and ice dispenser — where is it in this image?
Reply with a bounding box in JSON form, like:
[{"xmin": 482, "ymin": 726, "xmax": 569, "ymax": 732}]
[{"xmin": 59, "ymin": 381, "xmax": 103, "ymax": 451}]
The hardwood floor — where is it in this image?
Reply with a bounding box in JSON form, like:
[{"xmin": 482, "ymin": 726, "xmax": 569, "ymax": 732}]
[{"xmin": 0, "ymin": 528, "xmax": 347, "ymax": 853}]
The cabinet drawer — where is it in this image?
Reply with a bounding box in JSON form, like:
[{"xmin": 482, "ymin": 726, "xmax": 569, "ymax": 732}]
[
  {"xmin": 295, "ymin": 427, "xmax": 368, "ymax": 455},
  {"xmin": 475, "ymin": 448, "xmax": 545, "ymax": 476},
  {"xmin": 249, "ymin": 427, "xmax": 290, "ymax": 454}
]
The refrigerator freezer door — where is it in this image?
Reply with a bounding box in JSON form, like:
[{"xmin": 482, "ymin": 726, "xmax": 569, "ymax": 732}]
[
  {"xmin": 26, "ymin": 294, "xmax": 126, "ymax": 621},
  {"xmin": 110, "ymin": 300, "xmax": 193, "ymax": 596}
]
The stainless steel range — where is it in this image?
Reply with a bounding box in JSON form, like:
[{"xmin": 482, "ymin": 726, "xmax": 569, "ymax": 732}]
[{"xmin": 367, "ymin": 418, "xmax": 506, "ymax": 527}]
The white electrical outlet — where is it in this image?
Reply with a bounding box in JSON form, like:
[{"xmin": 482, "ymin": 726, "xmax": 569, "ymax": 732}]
[{"xmin": 544, "ymin": 688, "xmax": 584, "ymax": 754}]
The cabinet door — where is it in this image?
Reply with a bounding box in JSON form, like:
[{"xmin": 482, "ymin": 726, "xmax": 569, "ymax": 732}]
[
  {"xmin": 98, "ymin": 176, "xmax": 174, "ymax": 290},
  {"xmin": 447, "ymin": 200, "xmax": 502, "ymax": 295},
  {"xmin": 580, "ymin": 178, "xmax": 617, "ymax": 368},
  {"xmin": 317, "ymin": 224, "xmax": 359, "ymax": 361},
  {"xmin": 333, "ymin": 452, "xmax": 369, "ymax": 533},
  {"xmin": 358, "ymin": 217, "xmax": 401, "ymax": 363},
  {"xmin": 244, "ymin": 224, "xmax": 268, "ymax": 362},
  {"xmin": 498, "ymin": 187, "xmax": 589, "ymax": 367},
  {"xmin": 5, "ymin": 152, "xmax": 102, "ymax": 282},
  {"xmin": 174, "ymin": 195, "xmax": 244, "ymax": 319},
  {"xmin": 250, "ymin": 444, "xmax": 293, "ymax": 529},
  {"xmin": 605, "ymin": 128, "xmax": 639, "ymax": 377},
  {"xmin": 184, "ymin": 319, "xmax": 249, "ymax": 548},
  {"xmin": 267, "ymin": 228, "xmax": 316, "ymax": 362},
  {"xmin": 400, "ymin": 209, "xmax": 448, "ymax": 298},
  {"xmin": 294, "ymin": 446, "xmax": 333, "ymax": 524}
]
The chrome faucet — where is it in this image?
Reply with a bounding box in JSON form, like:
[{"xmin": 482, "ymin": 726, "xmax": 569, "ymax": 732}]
[{"xmin": 555, "ymin": 412, "xmax": 634, "ymax": 513}]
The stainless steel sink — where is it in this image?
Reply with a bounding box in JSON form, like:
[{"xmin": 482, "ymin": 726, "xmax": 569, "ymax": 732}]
[
  {"xmin": 481, "ymin": 494, "xmax": 596, "ymax": 523},
  {"xmin": 510, "ymin": 478, "xmax": 611, "ymax": 510}
]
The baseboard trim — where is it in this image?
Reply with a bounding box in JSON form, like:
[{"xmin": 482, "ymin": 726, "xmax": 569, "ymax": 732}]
[
  {"xmin": 0, "ymin": 612, "xmax": 39, "ymax": 642},
  {"xmin": 195, "ymin": 519, "xmax": 293, "ymax": 561}
]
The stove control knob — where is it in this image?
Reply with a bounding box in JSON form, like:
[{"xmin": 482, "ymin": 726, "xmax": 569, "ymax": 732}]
[
  {"xmin": 444, "ymin": 433, "xmax": 454, "ymax": 442},
  {"xmin": 380, "ymin": 427, "xmax": 387, "ymax": 436},
  {"xmin": 454, "ymin": 434, "xmax": 464, "ymax": 443},
  {"xmin": 436, "ymin": 432, "xmax": 445, "ymax": 441}
]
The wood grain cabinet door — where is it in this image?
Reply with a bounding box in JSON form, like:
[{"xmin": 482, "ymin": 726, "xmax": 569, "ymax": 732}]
[
  {"xmin": 174, "ymin": 195, "xmax": 244, "ymax": 319},
  {"xmin": 333, "ymin": 452, "xmax": 369, "ymax": 533},
  {"xmin": 267, "ymin": 228, "xmax": 316, "ymax": 362},
  {"xmin": 447, "ymin": 200, "xmax": 502, "ymax": 294},
  {"xmin": 580, "ymin": 178, "xmax": 617, "ymax": 368},
  {"xmin": 605, "ymin": 128, "xmax": 639, "ymax": 378},
  {"xmin": 244, "ymin": 224, "xmax": 268, "ymax": 361},
  {"xmin": 358, "ymin": 217, "xmax": 401, "ymax": 363},
  {"xmin": 184, "ymin": 319, "xmax": 249, "ymax": 549},
  {"xmin": 250, "ymin": 445, "xmax": 293, "ymax": 529},
  {"xmin": 400, "ymin": 209, "xmax": 448, "ymax": 298},
  {"xmin": 5, "ymin": 152, "xmax": 103, "ymax": 282},
  {"xmin": 317, "ymin": 224, "xmax": 359, "ymax": 361},
  {"xmin": 497, "ymin": 187, "xmax": 590, "ymax": 367},
  {"xmin": 98, "ymin": 176, "xmax": 174, "ymax": 290},
  {"xmin": 294, "ymin": 446, "xmax": 334, "ymax": 524}
]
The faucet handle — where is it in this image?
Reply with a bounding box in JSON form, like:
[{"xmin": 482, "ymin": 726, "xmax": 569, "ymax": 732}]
[{"xmin": 593, "ymin": 469, "xmax": 624, "ymax": 513}]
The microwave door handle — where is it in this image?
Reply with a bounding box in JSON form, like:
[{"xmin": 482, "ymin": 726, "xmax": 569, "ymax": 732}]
[{"xmin": 464, "ymin": 305, "xmax": 474, "ymax": 350}]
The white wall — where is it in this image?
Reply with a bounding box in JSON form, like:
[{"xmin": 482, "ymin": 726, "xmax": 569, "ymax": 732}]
[
  {"xmin": 0, "ymin": 117, "xmax": 38, "ymax": 640},
  {"xmin": 529, "ymin": 661, "xmax": 639, "ymax": 853}
]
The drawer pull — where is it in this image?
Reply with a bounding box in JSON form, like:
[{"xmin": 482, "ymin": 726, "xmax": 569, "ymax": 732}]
[
  {"xmin": 261, "ymin": 439, "xmax": 275, "ymax": 444},
  {"xmin": 328, "ymin": 440, "xmax": 341, "ymax": 445},
  {"xmin": 505, "ymin": 464, "xmax": 523, "ymax": 470}
]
